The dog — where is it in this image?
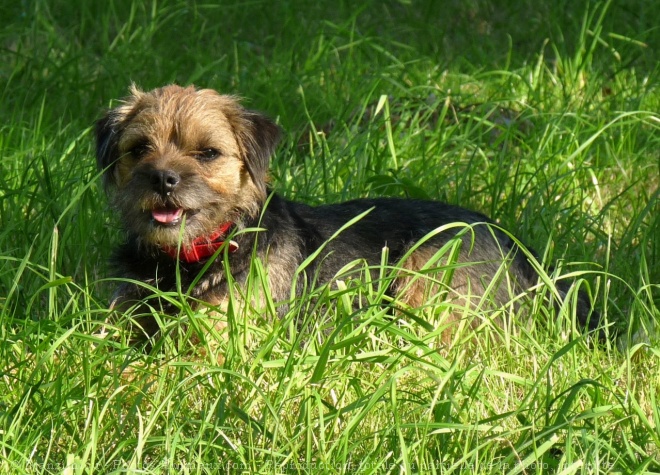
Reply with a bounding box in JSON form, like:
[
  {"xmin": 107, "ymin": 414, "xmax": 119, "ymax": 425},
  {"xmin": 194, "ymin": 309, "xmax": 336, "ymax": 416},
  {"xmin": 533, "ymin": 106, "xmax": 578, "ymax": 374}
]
[{"xmin": 95, "ymin": 84, "xmax": 603, "ymax": 343}]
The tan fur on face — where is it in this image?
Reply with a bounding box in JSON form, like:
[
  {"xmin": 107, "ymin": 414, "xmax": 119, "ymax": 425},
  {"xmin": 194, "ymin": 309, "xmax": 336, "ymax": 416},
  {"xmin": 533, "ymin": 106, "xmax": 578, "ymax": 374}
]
[{"xmin": 104, "ymin": 85, "xmax": 266, "ymax": 247}]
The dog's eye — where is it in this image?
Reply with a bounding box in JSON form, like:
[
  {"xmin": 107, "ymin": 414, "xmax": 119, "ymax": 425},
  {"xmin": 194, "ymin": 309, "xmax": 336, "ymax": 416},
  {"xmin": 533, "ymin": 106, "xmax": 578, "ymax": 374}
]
[
  {"xmin": 195, "ymin": 148, "xmax": 221, "ymax": 161},
  {"xmin": 129, "ymin": 142, "xmax": 151, "ymax": 159}
]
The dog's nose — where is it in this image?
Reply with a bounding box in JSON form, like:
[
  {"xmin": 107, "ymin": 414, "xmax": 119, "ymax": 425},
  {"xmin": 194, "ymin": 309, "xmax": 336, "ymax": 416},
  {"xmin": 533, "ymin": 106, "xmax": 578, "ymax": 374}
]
[{"xmin": 150, "ymin": 169, "xmax": 180, "ymax": 194}]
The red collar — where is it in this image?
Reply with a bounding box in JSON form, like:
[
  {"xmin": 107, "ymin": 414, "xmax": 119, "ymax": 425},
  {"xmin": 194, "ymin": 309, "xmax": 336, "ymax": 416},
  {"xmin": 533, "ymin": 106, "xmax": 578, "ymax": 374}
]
[{"xmin": 161, "ymin": 222, "xmax": 239, "ymax": 263}]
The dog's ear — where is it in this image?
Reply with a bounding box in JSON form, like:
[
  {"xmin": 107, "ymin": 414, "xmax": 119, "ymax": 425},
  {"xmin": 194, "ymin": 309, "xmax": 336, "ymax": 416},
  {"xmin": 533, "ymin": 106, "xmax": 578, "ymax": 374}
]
[
  {"xmin": 95, "ymin": 85, "xmax": 143, "ymax": 190},
  {"xmin": 239, "ymin": 110, "xmax": 281, "ymax": 196},
  {"xmin": 95, "ymin": 111, "xmax": 121, "ymax": 190}
]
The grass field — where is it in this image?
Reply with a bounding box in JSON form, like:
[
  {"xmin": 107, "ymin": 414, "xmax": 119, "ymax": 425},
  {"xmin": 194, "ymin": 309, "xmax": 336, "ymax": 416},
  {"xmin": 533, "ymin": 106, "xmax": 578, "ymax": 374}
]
[{"xmin": 1, "ymin": 0, "xmax": 659, "ymax": 473}]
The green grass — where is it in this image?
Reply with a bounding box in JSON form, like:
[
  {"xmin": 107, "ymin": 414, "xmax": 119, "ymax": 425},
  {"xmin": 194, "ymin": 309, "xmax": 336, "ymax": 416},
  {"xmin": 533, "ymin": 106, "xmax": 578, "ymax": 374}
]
[{"xmin": 1, "ymin": 0, "xmax": 659, "ymax": 473}]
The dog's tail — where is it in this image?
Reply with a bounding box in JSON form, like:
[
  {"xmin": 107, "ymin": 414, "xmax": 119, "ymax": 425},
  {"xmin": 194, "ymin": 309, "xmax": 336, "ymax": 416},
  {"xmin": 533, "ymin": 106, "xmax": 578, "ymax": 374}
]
[
  {"xmin": 554, "ymin": 278, "xmax": 609, "ymax": 342},
  {"xmin": 512, "ymin": 240, "xmax": 608, "ymax": 342}
]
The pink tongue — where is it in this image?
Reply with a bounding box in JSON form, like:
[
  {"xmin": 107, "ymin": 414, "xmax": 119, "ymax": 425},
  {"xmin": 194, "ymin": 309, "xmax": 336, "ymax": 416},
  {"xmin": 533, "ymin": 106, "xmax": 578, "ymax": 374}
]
[{"xmin": 152, "ymin": 207, "xmax": 183, "ymax": 224}]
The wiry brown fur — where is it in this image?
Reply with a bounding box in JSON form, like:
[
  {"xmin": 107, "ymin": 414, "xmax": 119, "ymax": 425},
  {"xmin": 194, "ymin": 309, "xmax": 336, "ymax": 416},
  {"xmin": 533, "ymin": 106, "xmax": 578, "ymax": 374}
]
[{"xmin": 96, "ymin": 84, "xmax": 603, "ymax": 344}]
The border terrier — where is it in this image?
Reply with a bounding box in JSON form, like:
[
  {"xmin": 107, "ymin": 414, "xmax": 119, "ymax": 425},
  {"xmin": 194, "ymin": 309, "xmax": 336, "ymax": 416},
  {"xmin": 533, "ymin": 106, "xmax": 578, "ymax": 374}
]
[{"xmin": 96, "ymin": 84, "xmax": 602, "ymax": 342}]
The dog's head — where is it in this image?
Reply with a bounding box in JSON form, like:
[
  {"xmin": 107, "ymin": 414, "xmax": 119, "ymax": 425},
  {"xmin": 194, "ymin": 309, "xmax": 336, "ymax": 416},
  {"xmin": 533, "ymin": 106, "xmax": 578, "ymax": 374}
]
[{"xmin": 96, "ymin": 84, "xmax": 280, "ymax": 247}]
